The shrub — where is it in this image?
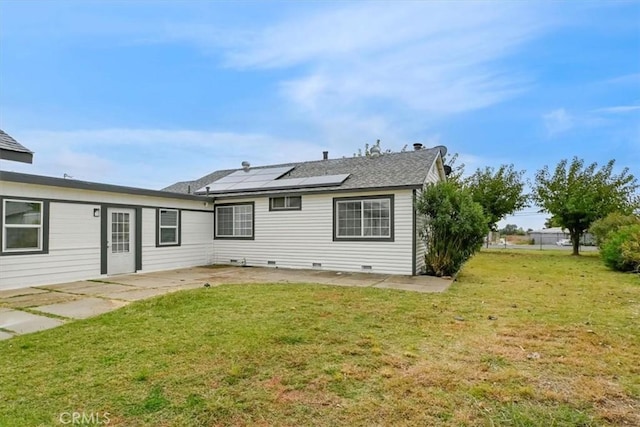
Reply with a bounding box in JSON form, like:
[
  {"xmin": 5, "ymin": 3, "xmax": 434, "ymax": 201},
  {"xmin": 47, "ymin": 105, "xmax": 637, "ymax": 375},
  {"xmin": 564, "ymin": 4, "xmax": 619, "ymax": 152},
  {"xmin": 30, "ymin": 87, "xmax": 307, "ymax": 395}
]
[
  {"xmin": 600, "ymin": 224, "xmax": 640, "ymax": 272},
  {"xmin": 590, "ymin": 212, "xmax": 640, "ymax": 249},
  {"xmin": 417, "ymin": 182, "xmax": 489, "ymax": 276}
]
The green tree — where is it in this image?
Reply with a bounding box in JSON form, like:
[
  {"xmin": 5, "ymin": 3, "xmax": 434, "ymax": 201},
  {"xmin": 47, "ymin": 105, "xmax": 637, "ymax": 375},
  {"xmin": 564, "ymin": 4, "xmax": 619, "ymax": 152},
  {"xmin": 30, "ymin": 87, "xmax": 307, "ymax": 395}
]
[
  {"xmin": 464, "ymin": 164, "xmax": 529, "ymax": 232},
  {"xmin": 500, "ymin": 224, "xmax": 522, "ymax": 235},
  {"xmin": 533, "ymin": 157, "xmax": 640, "ymax": 255},
  {"xmin": 544, "ymin": 216, "xmax": 561, "ymax": 228},
  {"xmin": 416, "ymin": 182, "xmax": 488, "ymax": 276},
  {"xmin": 443, "ymin": 152, "xmax": 465, "ymax": 186},
  {"xmin": 590, "ymin": 212, "xmax": 640, "ymax": 248},
  {"xmin": 600, "ymin": 224, "xmax": 640, "ymax": 272}
]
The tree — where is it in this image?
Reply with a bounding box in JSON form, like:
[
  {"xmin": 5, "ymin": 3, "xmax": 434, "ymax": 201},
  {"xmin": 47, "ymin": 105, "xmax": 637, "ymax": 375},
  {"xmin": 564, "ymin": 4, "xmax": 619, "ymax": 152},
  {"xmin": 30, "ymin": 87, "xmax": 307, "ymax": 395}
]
[
  {"xmin": 416, "ymin": 182, "xmax": 488, "ymax": 276},
  {"xmin": 532, "ymin": 157, "xmax": 640, "ymax": 255},
  {"xmin": 464, "ymin": 164, "xmax": 529, "ymax": 232},
  {"xmin": 590, "ymin": 212, "xmax": 640, "ymax": 248},
  {"xmin": 544, "ymin": 216, "xmax": 562, "ymax": 228},
  {"xmin": 443, "ymin": 152, "xmax": 465, "ymax": 186},
  {"xmin": 500, "ymin": 224, "xmax": 525, "ymax": 235}
]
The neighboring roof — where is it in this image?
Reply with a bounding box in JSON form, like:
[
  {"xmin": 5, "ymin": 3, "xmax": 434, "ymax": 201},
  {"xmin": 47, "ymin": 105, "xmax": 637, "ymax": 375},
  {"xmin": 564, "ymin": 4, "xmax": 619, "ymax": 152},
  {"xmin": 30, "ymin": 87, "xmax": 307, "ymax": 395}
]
[
  {"xmin": 0, "ymin": 129, "xmax": 33, "ymax": 164},
  {"xmin": 163, "ymin": 147, "xmax": 443, "ymax": 197},
  {"xmin": 529, "ymin": 227, "xmax": 567, "ymax": 234},
  {"xmin": 1, "ymin": 171, "xmax": 211, "ymax": 202}
]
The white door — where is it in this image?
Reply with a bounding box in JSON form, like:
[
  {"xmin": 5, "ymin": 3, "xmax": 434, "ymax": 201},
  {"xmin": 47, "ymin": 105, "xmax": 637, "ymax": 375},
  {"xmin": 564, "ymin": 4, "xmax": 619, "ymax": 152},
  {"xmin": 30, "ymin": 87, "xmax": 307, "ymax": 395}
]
[{"xmin": 107, "ymin": 208, "xmax": 136, "ymax": 275}]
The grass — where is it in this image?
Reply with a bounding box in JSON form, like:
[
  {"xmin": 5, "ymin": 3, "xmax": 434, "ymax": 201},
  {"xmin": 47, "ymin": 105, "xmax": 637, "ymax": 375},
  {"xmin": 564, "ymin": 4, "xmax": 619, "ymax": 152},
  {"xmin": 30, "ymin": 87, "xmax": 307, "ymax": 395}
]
[{"xmin": 0, "ymin": 250, "xmax": 638, "ymax": 426}]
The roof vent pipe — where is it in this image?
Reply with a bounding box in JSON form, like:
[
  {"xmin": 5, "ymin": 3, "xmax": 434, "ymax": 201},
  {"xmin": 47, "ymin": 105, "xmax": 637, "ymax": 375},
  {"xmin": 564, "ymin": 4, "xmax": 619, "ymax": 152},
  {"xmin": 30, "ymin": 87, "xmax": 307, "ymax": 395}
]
[
  {"xmin": 323, "ymin": 151, "xmax": 328, "ymax": 160},
  {"xmin": 206, "ymin": 186, "xmax": 210, "ymax": 195},
  {"xmin": 241, "ymin": 161, "xmax": 251, "ymax": 172},
  {"xmin": 370, "ymin": 145, "xmax": 381, "ymax": 158},
  {"xmin": 187, "ymin": 184, "xmax": 191, "ymax": 194},
  {"xmin": 413, "ymin": 143, "xmax": 423, "ymax": 151}
]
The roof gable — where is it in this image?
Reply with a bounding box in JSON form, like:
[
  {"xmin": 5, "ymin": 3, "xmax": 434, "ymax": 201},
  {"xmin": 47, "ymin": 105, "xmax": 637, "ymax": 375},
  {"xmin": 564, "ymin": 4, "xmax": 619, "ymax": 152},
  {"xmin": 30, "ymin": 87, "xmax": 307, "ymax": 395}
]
[
  {"xmin": 0, "ymin": 129, "xmax": 33, "ymax": 164},
  {"xmin": 164, "ymin": 147, "xmax": 444, "ymax": 196}
]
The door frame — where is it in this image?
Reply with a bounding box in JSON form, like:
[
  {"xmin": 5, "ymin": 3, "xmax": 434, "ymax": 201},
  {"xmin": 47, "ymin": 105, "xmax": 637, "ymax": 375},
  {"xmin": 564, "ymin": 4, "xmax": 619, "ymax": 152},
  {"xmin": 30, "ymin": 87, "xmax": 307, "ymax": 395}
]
[{"xmin": 100, "ymin": 204, "xmax": 142, "ymax": 275}]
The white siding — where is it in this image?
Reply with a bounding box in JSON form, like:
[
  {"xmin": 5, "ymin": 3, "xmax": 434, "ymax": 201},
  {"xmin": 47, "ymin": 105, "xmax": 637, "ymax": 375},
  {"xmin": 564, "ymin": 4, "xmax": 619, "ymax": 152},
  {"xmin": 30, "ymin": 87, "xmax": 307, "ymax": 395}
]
[
  {"xmin": 140, "ymin": 209, "xmax": 214, "ymax": 273},
  {"xmin": 213, "ymin": 190, "xmax": 415, "ymax": 275},
  {"xmin": 1, "ymin": 202, "xmax": 102, "ymax": 289},
  {"xmin": 0, "ymin": 181, "xmax": 213, "ymax": 290}
]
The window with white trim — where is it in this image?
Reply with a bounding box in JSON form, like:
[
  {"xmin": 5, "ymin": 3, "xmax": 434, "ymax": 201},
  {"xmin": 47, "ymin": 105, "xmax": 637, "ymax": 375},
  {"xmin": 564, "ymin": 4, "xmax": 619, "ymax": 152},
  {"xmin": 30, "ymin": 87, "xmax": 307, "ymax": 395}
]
[
  {"xmin": 334, "ymin": 197, "xmax": 393, "ymax": 240},
  {"xmin": 215, "ymin": 203, "xmax": 253, "ymax": 238},
  {"xmin": 2, "ymin": 199, "xmax": 44, "ymax": 252},
  {"xmin": 270, "ymin": 196, "xmax": 301, "ymax": 211},
  {"xmin": 158, "ymin": 208, "xmax": 180, "ymax": 246}
]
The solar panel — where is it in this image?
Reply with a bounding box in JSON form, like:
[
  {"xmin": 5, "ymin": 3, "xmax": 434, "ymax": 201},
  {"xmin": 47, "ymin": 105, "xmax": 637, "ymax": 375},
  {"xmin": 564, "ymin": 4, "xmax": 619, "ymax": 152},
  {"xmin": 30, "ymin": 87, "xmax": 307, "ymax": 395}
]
[{"xmin": 196, "ymin": 166, "xmax": 294, "ymax": 193}]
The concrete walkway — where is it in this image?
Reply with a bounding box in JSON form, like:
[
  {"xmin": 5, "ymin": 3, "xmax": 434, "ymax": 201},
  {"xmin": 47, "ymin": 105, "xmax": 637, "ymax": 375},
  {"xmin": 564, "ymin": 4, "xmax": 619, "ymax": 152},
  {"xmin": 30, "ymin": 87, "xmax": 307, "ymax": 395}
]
[{"xmin": 0, "ymin": 266, "xmax": 452, "ymax": 340}]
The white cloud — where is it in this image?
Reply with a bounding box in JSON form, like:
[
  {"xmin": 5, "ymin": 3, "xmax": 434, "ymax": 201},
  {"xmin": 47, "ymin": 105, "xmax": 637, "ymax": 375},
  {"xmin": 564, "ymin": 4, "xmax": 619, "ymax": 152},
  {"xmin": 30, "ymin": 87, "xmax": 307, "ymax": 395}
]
[
  {"xmin": 543, "ymin": 108, "xmax": 574, "ymax": 136},
  {"xmin": 592, "ymin": 105, "xmax": 640, "ymax": 114},
  {"xmin": 0, "ymin": 129, "xmax": 328, "ymax": 188},
  {"xmin": 219, "ymin": 2, "xmax": 544, "ymax": 118}
]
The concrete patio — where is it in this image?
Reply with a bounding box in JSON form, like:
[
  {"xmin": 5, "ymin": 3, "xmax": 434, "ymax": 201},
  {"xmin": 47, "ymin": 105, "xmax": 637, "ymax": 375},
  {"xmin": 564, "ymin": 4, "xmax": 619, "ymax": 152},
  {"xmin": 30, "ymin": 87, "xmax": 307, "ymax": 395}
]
[{"xmin": 0, "ymin": 265, "xmax": 453, "ymax": 340}]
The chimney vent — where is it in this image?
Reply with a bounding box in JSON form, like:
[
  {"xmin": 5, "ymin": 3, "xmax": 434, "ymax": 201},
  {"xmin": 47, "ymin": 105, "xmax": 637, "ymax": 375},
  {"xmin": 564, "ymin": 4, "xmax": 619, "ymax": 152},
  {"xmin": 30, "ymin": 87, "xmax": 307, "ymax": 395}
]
[
  {"xmin": 323, "ymin": 151, "xmax": 328, "ymax": 160},
  {"xmin": 241, "ymin": 161, "xmax": 251, "ymax": 172},
  {"xmin": 413, "ymin": 143, "xmax": 423, "ymax": 151},
  {"xmin": 187, "ymin": 184, "xmax": 191, "ymax": 194},
  {"xmin": 206, "ymin": 186, "xmax": 210, "ymax": 195}
]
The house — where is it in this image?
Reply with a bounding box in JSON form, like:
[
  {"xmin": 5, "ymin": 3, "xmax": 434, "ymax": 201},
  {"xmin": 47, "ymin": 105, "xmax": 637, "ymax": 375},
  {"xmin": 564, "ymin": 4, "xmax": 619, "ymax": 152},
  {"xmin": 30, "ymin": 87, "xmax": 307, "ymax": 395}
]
[
  {"xmin": 0, "ymin": 172, "xmax": 214, "ymax": 290},
  {"xmin": 164, "ymin": 144, "xmax": 447, "ymax": 277},
  {"xmin": 0, "ymin": 129, "xmax": 33, "ymax": 164},
  {"xmin": 1, "ymin": 142, "xmax": 447, "ymax": 291},
  {"xmin": 527, "ymin": 227, "xmax": 594, "ymax": 245}
]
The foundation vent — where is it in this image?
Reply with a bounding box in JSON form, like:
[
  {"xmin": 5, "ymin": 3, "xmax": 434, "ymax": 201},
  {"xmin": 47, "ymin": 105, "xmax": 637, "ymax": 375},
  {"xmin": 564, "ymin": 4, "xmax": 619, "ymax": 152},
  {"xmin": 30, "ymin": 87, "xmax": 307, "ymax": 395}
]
[
  {"xmin": 267, "ymin": 260, "xmax": 276, "ymax": 265},
  {"xmin": 312, "ymin": 262, "xmax": 322, "ymax": 268},
  {"xmin": 361, "ymin": 265, "xmax": 373, "ymax": 271}
]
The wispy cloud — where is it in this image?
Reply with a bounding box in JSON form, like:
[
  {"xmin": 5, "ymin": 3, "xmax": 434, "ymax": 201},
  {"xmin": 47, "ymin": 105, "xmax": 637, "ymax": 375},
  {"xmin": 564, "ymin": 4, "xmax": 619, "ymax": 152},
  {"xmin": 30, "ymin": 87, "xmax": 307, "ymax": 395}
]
[
  {"xmin": 592, "ymin": 105, "xmax": 640, "ymax": 114},
  {"xmin": 543, "ymin": 108, "xmax": 574, "ymax": 136},
  {"xmin": 217, "ymin": 2, "xmax": 546, "ymax": 117},
  {"xmin": 0, "ymin": 129, "xmax": 325, "ymax": 188}
]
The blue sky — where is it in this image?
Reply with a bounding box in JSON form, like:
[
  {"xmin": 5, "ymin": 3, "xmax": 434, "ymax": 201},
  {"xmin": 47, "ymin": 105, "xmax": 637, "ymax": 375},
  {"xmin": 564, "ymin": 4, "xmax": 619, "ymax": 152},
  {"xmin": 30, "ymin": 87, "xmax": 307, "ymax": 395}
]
[{"xmin": 1, "ymin": 1, "xmax": 638, "ymax": 230}]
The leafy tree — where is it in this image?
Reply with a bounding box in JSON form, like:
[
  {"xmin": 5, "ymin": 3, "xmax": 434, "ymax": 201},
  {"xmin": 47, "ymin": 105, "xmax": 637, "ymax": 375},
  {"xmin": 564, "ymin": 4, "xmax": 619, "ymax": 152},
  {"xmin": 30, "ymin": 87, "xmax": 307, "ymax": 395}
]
[
  {"xmin": 417, "ymin": 182, "xmax": 488, "ymax": 276},
  {"xmin": 464, "ymin": 164, "xmax": 529, "ymax": 232},
  {"xmin": 443, "ymin": 152, "xmax": 465, "ymax": 186},
  {"xmin": 532, "ymin": 157, "xmax": 640, "ymax": 255},
  {"xmin": 544, "ymin": 216, "xmax": 562, "ymax": 228},
  {"xmin": 600, "ymin": 224, "xmax": 640, "ymax": 272},
  {"xmin": 500, "ymin": 224, "xmax": 524, "ymax": 235},
  {"xmin": 590, "ymin": 212, "xmax": 640, "ymax": 248}
]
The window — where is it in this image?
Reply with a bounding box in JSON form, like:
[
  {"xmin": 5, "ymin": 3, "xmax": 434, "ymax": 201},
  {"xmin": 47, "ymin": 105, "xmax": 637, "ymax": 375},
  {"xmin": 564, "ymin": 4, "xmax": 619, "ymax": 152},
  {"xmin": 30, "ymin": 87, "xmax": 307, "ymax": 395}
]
[
  {"xmin": 269, "ymin": 196, "xmax": 302, "ymax": 211},
  {"xmin": 215, "ymin": 203, "xmax": 254, "ymax": 239},
  {"xmin": 2, "ymin": 199, "xmax": 49, "ymax": 254},
  {"xmin": 157, "ymin": 208, "xmax": 180, "ymax": 246},
  {"xmin": 334, "ymin": 196, "xmax": 393, "ymax": 241}
]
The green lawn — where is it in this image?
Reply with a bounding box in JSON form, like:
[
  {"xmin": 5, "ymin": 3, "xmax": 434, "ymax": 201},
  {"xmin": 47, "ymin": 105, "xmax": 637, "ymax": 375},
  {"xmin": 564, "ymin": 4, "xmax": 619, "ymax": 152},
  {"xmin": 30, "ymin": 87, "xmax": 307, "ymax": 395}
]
[{"xmin": 1, "ymin": 251, "xmax": 638, "ymax": 426}]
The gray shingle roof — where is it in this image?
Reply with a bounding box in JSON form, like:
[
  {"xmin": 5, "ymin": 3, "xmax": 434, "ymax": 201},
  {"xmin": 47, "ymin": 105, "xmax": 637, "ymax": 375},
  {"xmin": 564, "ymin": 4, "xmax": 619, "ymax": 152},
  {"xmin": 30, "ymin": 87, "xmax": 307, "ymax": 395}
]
[
  {"xmin": 163, "ymin": 147, "xmax": 443, "ymax": 197},
  {"xmin": 0, "ymin": 129, "xmax": 33, "ymax": 163}
]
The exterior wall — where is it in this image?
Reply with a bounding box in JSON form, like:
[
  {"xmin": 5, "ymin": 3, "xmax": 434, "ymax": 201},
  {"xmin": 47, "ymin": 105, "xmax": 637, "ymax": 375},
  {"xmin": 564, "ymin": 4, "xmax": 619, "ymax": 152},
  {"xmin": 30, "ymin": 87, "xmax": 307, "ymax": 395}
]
[
  {"xmin": 0, "ymin": 181, "xmax": 213, "ymax": 290},
  {"xmin": 1, "ymin": 202, "xmax": 102, "ymax": 289},
  {"xmin": 140, "ymin": 208, "xmax": 213, "ymax": 272},
  {"xmin": 213, "ymin": 189, "xmax": 415, "ymax": 275}
]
